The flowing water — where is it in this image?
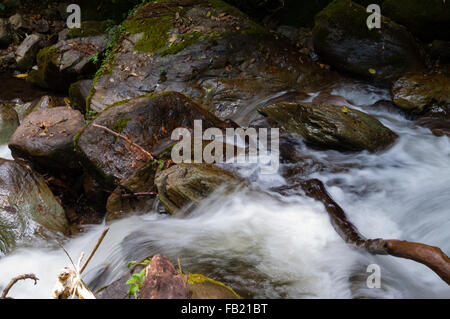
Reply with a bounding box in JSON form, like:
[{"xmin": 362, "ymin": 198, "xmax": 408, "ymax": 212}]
[{"xmin": 0, "ymin": 80, "xmax": 449, "ymax": 299}]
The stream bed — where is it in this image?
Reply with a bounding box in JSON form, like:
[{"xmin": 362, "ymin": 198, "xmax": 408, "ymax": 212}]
[{"xmin": 0, "ymin": 80, "xmax": 449, "ymax": 299}]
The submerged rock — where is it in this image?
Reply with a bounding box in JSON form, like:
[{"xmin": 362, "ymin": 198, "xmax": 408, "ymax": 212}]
[
  {"xmin": 27, "ymin": 34, "xmax": 110, "ymax": 92},
  {"xmin": 155, "ymin": 163, "xmax": 239, "ymax": 214},
  {"xmin": 76, "ymin": 92, "xmax": 228, "ymax": 188},
  {"xmin": 87, "ymin": 0, "xmax": 330, "ymax": 123},
  {"xmin": 391, "ymin": 69, "xmax": 450, "ymax": 114},
  {"xmin": 0, "ymin": 159, "xmax": 68, "ymax": 254},
  {"xmin": 415, "ymin": 104, "xmax": 450, "ymax": 137},
  {"xmin": 0, "ymin": 104, "xmax": 19, "ymax": 144},
  {"xmin": 259, "ymin": 102, "xmax": 398, "ymax": 152},
  {"xmin": 312, "ymin": 0, "xmax": 423, "ymax": 82},
  {"xmin": 9, "ymin": 107, "xmax": 85, "ymax": 175},
  {"xmin": 187, "ymin": 274, "xmax": 240, "ymax": 299}
]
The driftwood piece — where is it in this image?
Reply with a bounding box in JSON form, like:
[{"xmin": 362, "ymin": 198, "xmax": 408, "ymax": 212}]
[
  {"xmin": 298, "ymin": 179, "xmax": 450, "ymax": 285},
  {"xmin": 1, "ymin": 274, "xmax": 39, "ymax": 299}
]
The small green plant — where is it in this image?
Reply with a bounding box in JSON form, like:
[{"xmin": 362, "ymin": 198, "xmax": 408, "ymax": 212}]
[
  {"xmin": 126, "ymin": 268, "xmax": 146, "ymax": 296},
  {"xmin": 125, "ymin": 258, "xmax": 152, "ymax": 297}
]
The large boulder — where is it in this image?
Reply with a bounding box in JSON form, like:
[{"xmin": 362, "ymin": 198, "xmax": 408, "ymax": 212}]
[
  {"xmin": 9, "ymin": 107, "xmax": 85, "ymax": 174},
  {"xmin": 0, "ymin": 159, "xmax": 68, "ymax": 255},
  {"xmin": 155, "ymin": 163, "xmax": 239, "ymax": 214},
  {"xmin": 312, "ymin": 0, "xmax": 424, "ymax": 82},
  {"xmin": 391, "ymin": 69, "xmax": 450, "ymax": 114},
  {"xmin": 27, "ymin": 34, "xmax": 110, "ymax": 92},
  {"xmin": 383, "ymin": 0, "xmax": 450, "ymax": 42},
  {"xmin": 76, "ymin": 92, "xmax": 228, "ymax": 188},
  {"xmin": 15, "ymin": 33, "xmax": 44, "ymax": 71},
  {"xmin": 0, "ymin": 104, "xmax": 19, "ymax": 144},
  {"xmin": 259, "ymin": 102, "xmax": 398, "ymax": 152},
  {"xmin": 87, "ymin": 0, "xmax": 330, "ymax": 124}
]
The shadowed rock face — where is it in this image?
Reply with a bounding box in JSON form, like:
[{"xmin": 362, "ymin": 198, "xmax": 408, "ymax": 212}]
[
  {"xmin": 76, "ymin": 92, "xmax": 228, "ymax": 188},
  {"xmin": 0, "ymin": 159, "xmax": 67, "ymax": 255},
  {"xmin": 259, "ymin": 102, "xmax": 398, "ymax": 152},
  {"xmin": 312, "ymin": 0, "xmax": 424, "ymax": 82},
  {"xmin": 9, "ymin": 107, "xmax": 85, "ymax": 174},
  {"xmin": 87, "ymin": 0, "xmax": 332, "ymax": 125}
]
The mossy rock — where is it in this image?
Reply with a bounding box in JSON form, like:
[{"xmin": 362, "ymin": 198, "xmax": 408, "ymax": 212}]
[
  {"xmin": 155, "ymin": 163, "xmax": 240, "ymax": 214},
  {"xmin": 27, "ymin": 35, "xmax": 110, "ymax": 92},
  {"xmin": 312, "ymin": 0, "xmax": 424, "ymax": 82},
  {"xmin": 383, "ymin": 0, "xmax": 450, "ymax": 41},
  {"xmin": 88, "ymin": 0, "xmax": 329, "ymax": 122},
  {"xmin": 187, "ymin": 274, "xmax": 241, "ymax": 299},
  {"xmin": 259, "ymin": 102, "xmax": 398, "ymax": 152}
]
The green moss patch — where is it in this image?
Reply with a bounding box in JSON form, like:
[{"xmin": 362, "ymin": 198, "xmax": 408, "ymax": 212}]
[{"xmin": 68, "ymin": 20, "xmax": 116, "ymax": 39}]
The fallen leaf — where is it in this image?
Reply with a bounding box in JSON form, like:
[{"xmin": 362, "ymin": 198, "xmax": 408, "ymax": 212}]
[{"xmin": 368, "ymin": 68, "xmax": 377, "ymax": 74}]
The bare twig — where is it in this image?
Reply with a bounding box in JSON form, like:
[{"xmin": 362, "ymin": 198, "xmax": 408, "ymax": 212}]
[
  {"xmin": 80, "ymin": 228, "xmax": 110, "ymax": 274},
  {"xmin": 1, "ymin": 274, "xmax": 39, "ymax": 299},
  {"xmin": 121, "ymin": 192, "xmax": 156, "ymax": 199},
  {"xmin": 298, "ymin": 179, "xmax": 450, "ymax": 285},
  {"xmin": 92, "ymin": 123, "xmax": 154, "ymax": 160},
  {"xmin": 177, "ymin": 257, "xmax": 183, "ymax": 276}
]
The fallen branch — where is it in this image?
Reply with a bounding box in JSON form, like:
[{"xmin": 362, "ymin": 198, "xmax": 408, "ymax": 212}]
[
  {"xmin": 92, "ymin": 123, "xmax": 154, "ymax": 160},
  {"xmin": 298, "ymin": 179, "xmax": 450, "ymax": 285},
  {"xmin": 1, "ymin": 274, "xmax": 39, "ymax": 299},
  {"xmin": 80, "ymin": 228, "xmax": 110, "ymax": 274},
  {"xmin": 121, "ymin": 192, "xmax": 157, "ymax": 199}
]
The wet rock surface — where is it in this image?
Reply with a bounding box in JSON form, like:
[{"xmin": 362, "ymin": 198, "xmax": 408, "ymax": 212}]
[
  {"xmin": 76, "ymin": 92, "xmax": 228, "ymax": 187},
  {"xmin": 260, "ymin": 102, "xmax": 398, "ymax": 152},
  {"xmin": 87, "ymin": 0, "xmax": 331, "ymax": 123},
  {"xmin": 0, "ymin": 159, "xmax": 68, "ymax": 255},
  {"xmin": 415, "ymin": 104, "xmax": 450, "ymax": 137},
  {"xmin": 9, "ymin": 107, "xmax": 85, "ymax": 174},
  {"xmin": 391, "ymin": 69, "xmax": 450, "ymax": 114},
  {"xmin": 155, "ymin": 163, "xmax": 239, "ymax": 214}
]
